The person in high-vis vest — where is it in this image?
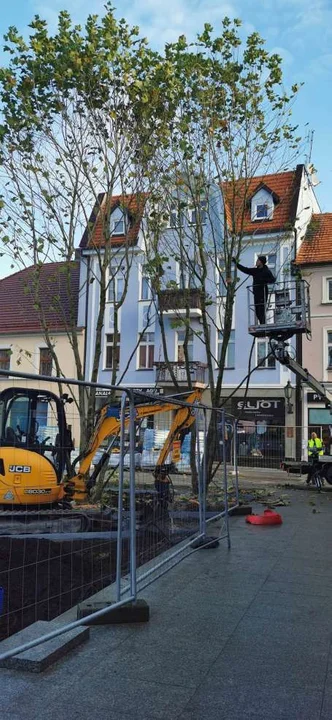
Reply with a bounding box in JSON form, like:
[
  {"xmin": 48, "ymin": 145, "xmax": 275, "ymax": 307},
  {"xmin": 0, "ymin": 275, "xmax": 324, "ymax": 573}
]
[{"xmin": 307, "ymin": 432, "xmax": 324, "ymax": 484}]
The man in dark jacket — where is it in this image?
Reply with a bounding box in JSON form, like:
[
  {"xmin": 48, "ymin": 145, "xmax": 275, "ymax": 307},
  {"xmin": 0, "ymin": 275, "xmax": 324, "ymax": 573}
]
[{"xmin": 232, "ymin": 255, "xmax": 276, "ymax": 324}]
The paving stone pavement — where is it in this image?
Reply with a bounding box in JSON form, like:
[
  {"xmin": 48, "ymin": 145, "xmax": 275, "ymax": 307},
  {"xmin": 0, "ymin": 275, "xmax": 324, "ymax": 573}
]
[{"xmin": 2, "ymin": 488, "xmax": 332, "ymax": 720}]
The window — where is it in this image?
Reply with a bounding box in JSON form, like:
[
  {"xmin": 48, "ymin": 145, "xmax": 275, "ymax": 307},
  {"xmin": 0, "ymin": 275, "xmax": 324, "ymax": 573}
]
[
  {"xmin": 105, "ymin": 334, "xmax": 120, "ymax": 369},
  {"xmin": 219, "ymin": 268, "xmax": 235, "ymax": 296},
  {"xmin": 108, "ymin": 264, "xmax": 125, "ymax": 303},
  {"xmin": 217, "ymin": 330, "xmax": 235, "ymax": 369},
  {"xmin": 256, "ymin": 203, "xmax": 268, "ymax": 219},
  {"xmin": 327, "ymin": 332, "xmax": 332, "ymax": 368},
  {"xmin": 168, "ymin": 202, "xmax": 184, "ymax": 228},
  {"xmin": 177, "ymin": 329, "xmax": 193, "ymax": 362},
  {"xmin": 323, "ymin": 278, "xmax": 332, "ymax": 303},
  {"xmin": 0, "ymin": 349, "xmax": 11, "ymax": 375},
  {"xmin": 138, "ymin": 333, "xmax": 154, "ymax": 369},
  {"xmin": 255, "ymin": 252, "xmax": 276, "ymax": 272},
  {"xmin": 178, "ymin": 258, "xmax": 201, "ymax": 289},
  {"xmin": 140, "ymin": 268, "xmax": 152, "ymax": 300},
  {"xmin": 111, "ymin": 210, "xmax": 125, "ymax": 235},
  {"xmin": 188, "ymin": 201, "xmax": 207, "ymax": 225},
  {"xmin": 39, "ymin": 348, "xmax": 52, "ymax": 376},
  {"xmin": 257, "ymin": 339, "xmax": 276, "ymax": 369}
]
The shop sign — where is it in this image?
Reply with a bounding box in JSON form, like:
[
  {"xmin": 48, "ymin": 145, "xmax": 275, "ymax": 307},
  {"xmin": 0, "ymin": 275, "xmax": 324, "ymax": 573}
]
[{"xmin": 229, "ymin": 397, "xmax": 285, "ymax": 423}]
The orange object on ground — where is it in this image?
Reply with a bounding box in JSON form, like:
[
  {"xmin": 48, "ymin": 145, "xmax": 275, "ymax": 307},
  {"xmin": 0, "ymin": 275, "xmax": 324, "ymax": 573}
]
[{"xmin": 246, "ymin": 509, "xmax": 282, "ymax": 525}]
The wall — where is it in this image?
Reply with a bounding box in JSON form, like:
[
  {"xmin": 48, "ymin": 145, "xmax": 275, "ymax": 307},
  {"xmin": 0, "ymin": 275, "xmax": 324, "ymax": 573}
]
[
  {"xmin": 0, "ymin": 331, "xmax": 84, "ymax": 448},
  {"xmin": 302, "ymin": 263, "xmax": 332, "ymax": 381}
]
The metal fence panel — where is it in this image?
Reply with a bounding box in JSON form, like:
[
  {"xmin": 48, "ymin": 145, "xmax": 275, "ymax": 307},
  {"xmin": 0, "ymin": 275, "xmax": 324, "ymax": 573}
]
[{"xmin": 0, "ymin": 369, "xmax": 234, "ymax": 659}]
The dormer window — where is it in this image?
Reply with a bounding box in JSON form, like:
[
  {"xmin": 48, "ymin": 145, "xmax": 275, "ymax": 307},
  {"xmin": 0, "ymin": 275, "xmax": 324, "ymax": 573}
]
[
  {"xmin": 250, "ymin": 184, "xmax": 277, "ymax": 222},
  {"xmin": 111, "ymin": 207, "xmax": 125, "ymax": 235}
]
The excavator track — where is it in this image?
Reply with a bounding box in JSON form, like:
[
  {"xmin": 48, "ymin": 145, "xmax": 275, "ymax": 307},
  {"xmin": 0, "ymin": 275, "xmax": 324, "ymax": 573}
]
[{"xmin": 0, "ymin": 507, "xmax": 120, "ymax": 535}]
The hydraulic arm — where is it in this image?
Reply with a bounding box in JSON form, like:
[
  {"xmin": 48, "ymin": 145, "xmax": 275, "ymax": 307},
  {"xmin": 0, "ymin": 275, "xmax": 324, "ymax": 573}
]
[
  {"xmin": 66, "ymin": 389, "xmax": 203, "ymax": 502},
  {"xmin": 273, "ymin": 341, "xmax": 332, "ymax": 409}
]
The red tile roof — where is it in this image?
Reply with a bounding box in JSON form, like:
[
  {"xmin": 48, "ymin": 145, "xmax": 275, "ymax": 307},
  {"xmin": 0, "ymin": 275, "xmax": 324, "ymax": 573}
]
[
  {"xmin": 0, "ymin": 262, "xmax": 80, "ymax": 334},
  {"xmin": 296, "ymin": 213, "xmax": 332, "ymax": 265},
  {"xmin": 223, "ymin": 165, "xmax": 303, "ymax": 236},
  {"xmin": 80, "ymin": 193, "xmax": 147, "ymax": 249},
  {"xmin": 80, "ymin": 166, "xmax": 303, "ymax": 249}
]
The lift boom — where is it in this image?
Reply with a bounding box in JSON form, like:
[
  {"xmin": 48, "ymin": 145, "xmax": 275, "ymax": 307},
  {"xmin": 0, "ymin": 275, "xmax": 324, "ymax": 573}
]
[{"xmin": 273, "ymin": 341, "xmax": 332, "ymax": 410}]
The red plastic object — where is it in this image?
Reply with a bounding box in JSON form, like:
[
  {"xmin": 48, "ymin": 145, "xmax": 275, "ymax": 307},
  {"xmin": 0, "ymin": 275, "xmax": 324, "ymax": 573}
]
[{"xmin": 246, "ymin": 509, "xmax": 282, "ymax": 526}]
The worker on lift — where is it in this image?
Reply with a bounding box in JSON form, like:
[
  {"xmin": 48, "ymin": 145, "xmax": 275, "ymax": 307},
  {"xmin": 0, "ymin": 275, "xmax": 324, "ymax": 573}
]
[
  {"xmin": 232, "ymin": 255, "xmax": 275, "ymax": 324},
  {"xmin": 307, "ymin": 431, "xmax": 324, "ymax": 485}
]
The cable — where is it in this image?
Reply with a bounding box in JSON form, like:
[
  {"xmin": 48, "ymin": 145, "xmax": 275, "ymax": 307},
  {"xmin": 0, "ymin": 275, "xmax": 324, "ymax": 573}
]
[{"xmin": 219, "ymin": 348, "xmax": 274, "ymax": 409}]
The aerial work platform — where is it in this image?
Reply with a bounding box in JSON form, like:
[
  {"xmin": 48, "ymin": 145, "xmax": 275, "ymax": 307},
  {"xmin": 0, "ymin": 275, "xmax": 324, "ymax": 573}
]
[{"xmin": 248, "ymin": 280, "xmax": 311, "ymax": 340}]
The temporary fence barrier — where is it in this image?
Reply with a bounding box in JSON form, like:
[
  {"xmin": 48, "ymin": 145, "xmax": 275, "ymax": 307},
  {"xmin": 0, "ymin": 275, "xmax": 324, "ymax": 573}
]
[{"xmin": 0, "ymin": 370, "xmax": 237, "ymax": 661}]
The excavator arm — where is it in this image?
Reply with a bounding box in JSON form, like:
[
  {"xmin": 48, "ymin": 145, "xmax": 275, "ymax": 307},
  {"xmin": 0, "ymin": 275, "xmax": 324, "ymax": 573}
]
[{"xmin": 66, "ymin": 389, "xmax": 203, "ymax": 502}]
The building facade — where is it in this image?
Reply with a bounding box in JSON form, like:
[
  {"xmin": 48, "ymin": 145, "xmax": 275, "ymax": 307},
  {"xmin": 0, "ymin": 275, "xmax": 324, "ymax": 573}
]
[
  {"xmin": 0, "ymin": 262, "xmax": 84, "ymax": 448},
  {"xmin": 297, "ymin": 214, "xmax": 332, "ymax": 458},
  {"xmin": 78, "ymin": 164, "xmax": 320, "ymax": 464}
]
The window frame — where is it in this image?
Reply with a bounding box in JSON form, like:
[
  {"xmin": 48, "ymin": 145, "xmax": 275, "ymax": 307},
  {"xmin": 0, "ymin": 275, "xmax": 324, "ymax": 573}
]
[
  {"xmin": 108, "ymin": 263, "xmax": 125, "ymax": 303},
  {"xmin": 188, "ymin": 201, "xmax": 207, "ymax": 226},
  {"xmin": 140, "ymin": 266, "xmax": 152, "ymax": 301},
  {"xmin": 105, "ymin": 333, "xmax": 121, "ymax": 370},
  {"xmin": 39, "ymin": 347, "xmax": 53, "ymax": 376},
  {"xmin": 254, "ymin": 252, "xmax": 277, "ymax": 272},
  {"xmin": 177, "ymin": 328, "xmax": 194, "ymax": 362},
  {"xmin": 138, "ymin": 332, "xmax": 155, "ymax": 369},
  {"xmin": 110, "ymin": 208, "xmax": 126, "ymax": 236},
  {"xmin": 256, "ymin": 338, "xmax": 276, "ymax": 369},
  {"xmin": 327, "ymin": 330, "xmax": 332, "ymax": 369},
  {"xmin": 217, "ymin": 330, "xmax": 235, "ymax": 369},
  {"xmin": 256, "ymin": 203, "xmax": 269, "ymax": 220},
  {"xmin": 322, "ymin": 277, "xmax": 332, "ymax": 304},
  {"xmin": 0, "ymin": 348, "xmax": 11, "ymax": 376}
]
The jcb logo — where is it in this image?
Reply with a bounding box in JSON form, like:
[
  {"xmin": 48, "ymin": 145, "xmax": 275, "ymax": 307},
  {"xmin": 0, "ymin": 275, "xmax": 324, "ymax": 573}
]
[{"xmin": 8, "ymin": 465, "xmax": 31, "ymax": 474}]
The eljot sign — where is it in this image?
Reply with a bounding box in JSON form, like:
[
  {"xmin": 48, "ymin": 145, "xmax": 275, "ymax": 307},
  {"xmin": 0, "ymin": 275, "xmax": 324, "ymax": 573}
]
[{"xmin": 229, "ymin": 397, "xmax": 285, "ymax": 424}]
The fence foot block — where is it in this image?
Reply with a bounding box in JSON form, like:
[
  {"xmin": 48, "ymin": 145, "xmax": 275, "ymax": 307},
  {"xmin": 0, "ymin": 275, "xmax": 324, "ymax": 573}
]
[
  {"xmin": 191, "ymin": 536, "xmax": 220, "ymax": 549},
  {"xmin": 77, "ymin": 599, "xmax": 150, "ymax": 624},
  {"xmin": 229, "ymin": 505, "xmax": 252, "ymax": 516},
  {"xmin": 0, "ymin": 621, "xmax": 89, "ymax": 673}
]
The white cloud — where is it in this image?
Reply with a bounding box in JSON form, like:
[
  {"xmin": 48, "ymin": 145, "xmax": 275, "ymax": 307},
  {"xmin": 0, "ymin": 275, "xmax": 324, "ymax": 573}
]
[
  {"xmin": 269, "ymin": 46, "xmax": 294, "ymax": 66},
  {"xmin": 33, "ymin": 0, "xmax": 238, "ymax": 46}
]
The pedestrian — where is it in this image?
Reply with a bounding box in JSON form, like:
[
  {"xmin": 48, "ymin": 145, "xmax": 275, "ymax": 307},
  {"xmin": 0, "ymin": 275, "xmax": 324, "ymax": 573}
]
[
  {"xmin": 232, "ymin": 255, "xmax": 275, "ymax": 324},
  {"xmin": 307, "ymin": 431, "xmax": 324, "ymax": 484}
]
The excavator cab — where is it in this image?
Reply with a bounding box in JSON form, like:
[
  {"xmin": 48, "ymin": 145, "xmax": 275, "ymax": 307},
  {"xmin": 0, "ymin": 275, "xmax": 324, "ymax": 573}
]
[{"xmin": 0, "ymin": 387, "xmax": 72, "ymax": 505}]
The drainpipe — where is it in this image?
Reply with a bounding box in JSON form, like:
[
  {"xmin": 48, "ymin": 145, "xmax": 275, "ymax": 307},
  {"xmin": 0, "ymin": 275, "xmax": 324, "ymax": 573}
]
[
  {"xmin": 293, "ymin": 228, "xmax": 302, "ymax": 461},
  {"xmin": 83, "ymin": 254, "xmax": 90, "ymax": 380}
]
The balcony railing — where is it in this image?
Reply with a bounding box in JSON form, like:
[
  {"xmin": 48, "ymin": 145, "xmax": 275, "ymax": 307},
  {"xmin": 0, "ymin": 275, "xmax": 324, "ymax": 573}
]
[
  {"xmin": 158, "ymin": 288, "xmax": 203, "ymax": 316},
  {"xmin": 154, "ymin": 361, "xmax": 207, "ymax": 385}
]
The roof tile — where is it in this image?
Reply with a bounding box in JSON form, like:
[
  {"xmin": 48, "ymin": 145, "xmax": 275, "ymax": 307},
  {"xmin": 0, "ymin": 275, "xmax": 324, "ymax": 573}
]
[
  {"xmin": 0, "ymin": 261, "xmax": 79, "ymax": 334},
  {"xmin": 296, "ymin": 214, "xmax": 332, "ymax": 265},
  {"xmin": 80, "ymin": 193, "xmax": 147, "ymax": 249}
]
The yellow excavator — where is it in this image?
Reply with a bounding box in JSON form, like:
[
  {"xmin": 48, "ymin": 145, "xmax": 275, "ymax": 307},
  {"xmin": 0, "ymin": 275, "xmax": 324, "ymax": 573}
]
[{"xmin": 0, "ymin": 386, "xmax": 203, "ymax": 509}]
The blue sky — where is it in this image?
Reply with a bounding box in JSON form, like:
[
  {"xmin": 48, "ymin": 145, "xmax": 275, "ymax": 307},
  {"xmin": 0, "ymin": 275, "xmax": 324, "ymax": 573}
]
[{"xmin": 0, "ymin": 0, "xmax": 331, "ymax": 276}]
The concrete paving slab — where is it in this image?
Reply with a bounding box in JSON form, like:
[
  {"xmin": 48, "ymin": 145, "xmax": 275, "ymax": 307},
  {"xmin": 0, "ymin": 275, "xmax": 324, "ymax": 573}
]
[
  {"xmin": 0, "ymin": 621, "xmax": 89, "ymax": 672},
  {"xmin": 245, "ymin": 588, "xmax": 332, "ymax": 627},
  {"xmin": 41, "ymin": 671, "xmax": 196, "ymax": 720},
  {"xmin": 2, "ymin": 488, "xmax": 332, "ymax": 720},
  {"xmin": 204, "ymin": 615, "xmax": 330, "ymax": 690},
  {"xmin": 178, "ymin": 686, "xmax": 323, "ymax": 720},
  {"xmin": 166, "ymin": 570, "xmax": 267, "ymax": 609},
  {"xmin": 321, "ymin": 690, "xmax": 332, "ymax": 719}
]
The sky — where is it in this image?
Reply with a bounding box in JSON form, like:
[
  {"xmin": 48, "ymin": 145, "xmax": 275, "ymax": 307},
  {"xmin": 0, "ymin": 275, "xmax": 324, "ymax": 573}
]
[{"xmin": 0, "ymin": 0, "xmax": 331, "ymax": 277}]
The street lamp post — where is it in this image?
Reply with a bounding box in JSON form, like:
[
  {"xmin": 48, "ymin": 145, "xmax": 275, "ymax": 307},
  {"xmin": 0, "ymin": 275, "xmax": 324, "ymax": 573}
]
[{"xmin": 284, "ymin": 380, "xmax": 294, "ymax": 414}]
